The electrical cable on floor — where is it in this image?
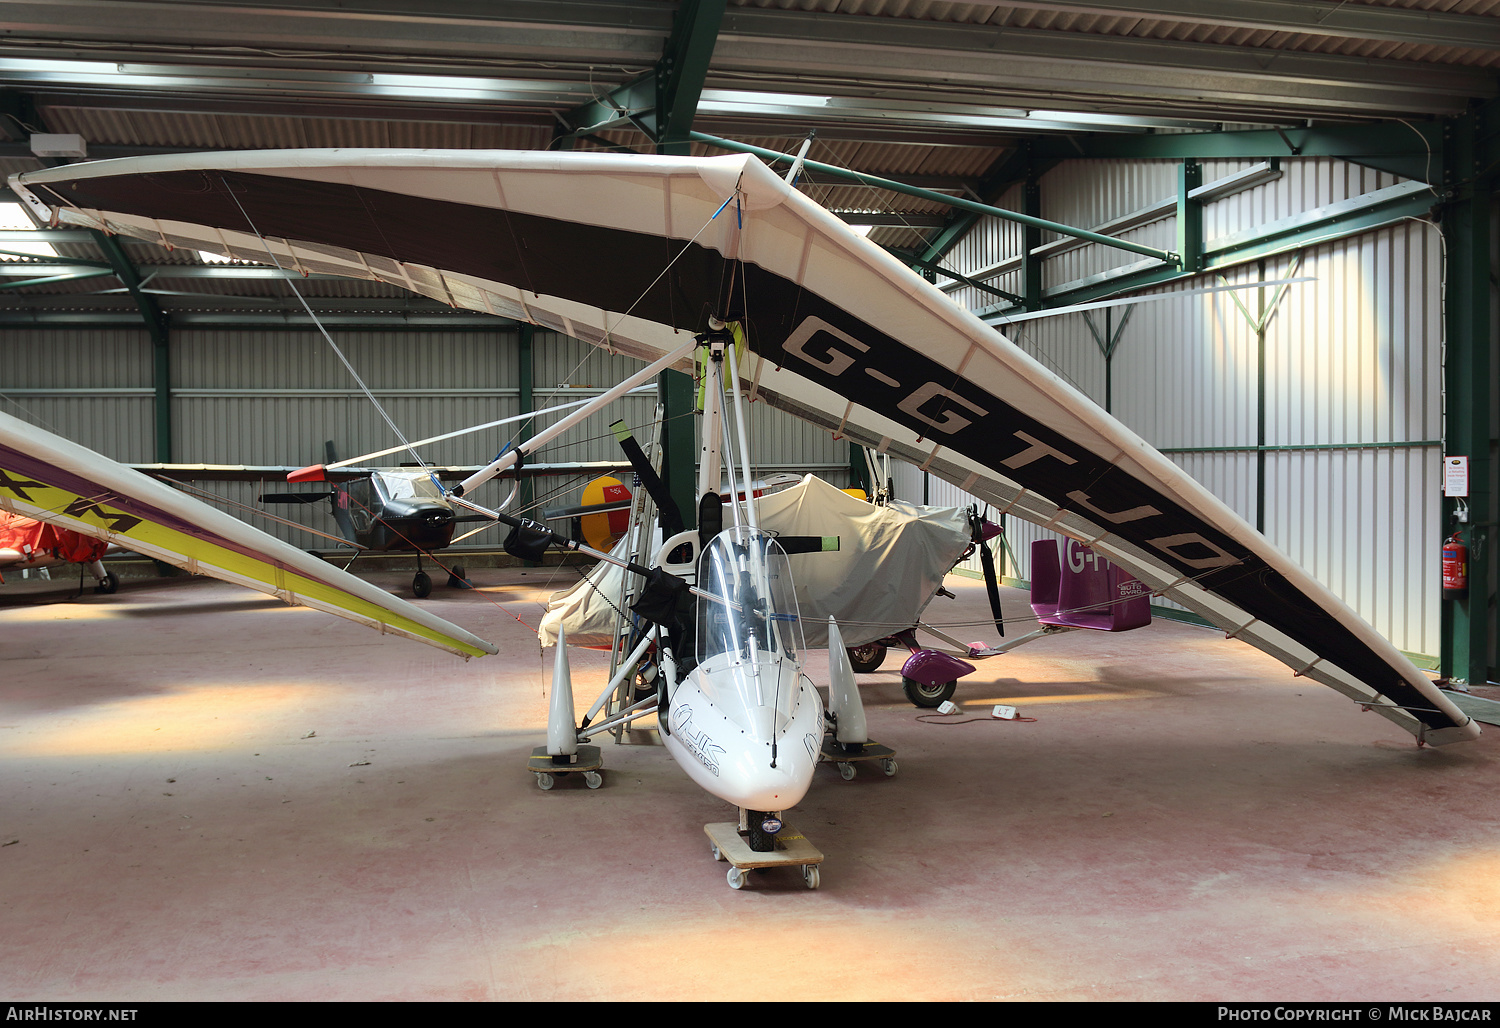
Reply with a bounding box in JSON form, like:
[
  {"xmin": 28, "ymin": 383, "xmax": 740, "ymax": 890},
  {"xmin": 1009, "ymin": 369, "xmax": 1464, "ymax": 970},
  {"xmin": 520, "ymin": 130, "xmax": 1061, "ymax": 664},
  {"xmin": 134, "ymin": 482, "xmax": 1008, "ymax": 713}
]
[{"xmin": 915, "ymin": 712, "xmax": 1036, "ymax": 725}]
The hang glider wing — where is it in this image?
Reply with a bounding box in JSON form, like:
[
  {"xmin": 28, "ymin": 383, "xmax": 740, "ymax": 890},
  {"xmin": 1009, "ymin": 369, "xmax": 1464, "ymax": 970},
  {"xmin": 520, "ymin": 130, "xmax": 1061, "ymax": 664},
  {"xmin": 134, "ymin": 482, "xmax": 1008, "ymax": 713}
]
[
  {"xmin": 10, "ymin": 149, "xmax": 1474, "ymax": 743},
  {"xmin": 0, "ymin": 410, "xmax": 497, "ymax": 659}
]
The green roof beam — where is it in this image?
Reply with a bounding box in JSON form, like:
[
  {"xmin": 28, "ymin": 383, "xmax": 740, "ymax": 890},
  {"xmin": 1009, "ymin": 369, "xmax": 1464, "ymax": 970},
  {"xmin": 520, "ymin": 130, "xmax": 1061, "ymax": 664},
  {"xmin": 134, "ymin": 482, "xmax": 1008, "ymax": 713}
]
[
  {"xmin": 883, "ymin": 247, "xmax": 1024, "ymax": 305},
  {"xmin": 655, "ymin": 0, "xmax": 726, "ymax": 150},
  {"xmin": 1030, "ymin": 123, "xmax": 1445, "ymax": 184},
  {"xmin": 92, "ymin": 228, "xmax": 173, "ymax": 463}
]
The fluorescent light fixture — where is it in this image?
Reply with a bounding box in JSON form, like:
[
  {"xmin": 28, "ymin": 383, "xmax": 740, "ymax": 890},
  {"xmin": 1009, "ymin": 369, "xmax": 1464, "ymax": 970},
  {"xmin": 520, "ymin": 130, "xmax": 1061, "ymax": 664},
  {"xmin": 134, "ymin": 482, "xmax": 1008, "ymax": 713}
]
[
  {"xmin": 369, "ymin": 73, "xmax": 572, "ymax": 101},
  {"xmin": 0, "ymin": 58, "xmax": 122, "ymax": 76}
]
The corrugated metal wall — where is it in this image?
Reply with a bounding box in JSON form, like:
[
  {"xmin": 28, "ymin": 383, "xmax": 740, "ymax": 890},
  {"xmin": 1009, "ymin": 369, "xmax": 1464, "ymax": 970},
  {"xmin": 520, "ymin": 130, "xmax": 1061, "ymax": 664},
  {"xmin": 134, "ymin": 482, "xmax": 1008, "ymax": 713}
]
[
  {"xmin": 916, "ymin": 157, "xmax": 1446, "ymax": 659},
  {"xmin": 0, "ymin": 328, "xmax": 156, "ymax": 461},
  {"xmin": 1, "ymin": 323, "xmax": 846, "ymax": 548}
]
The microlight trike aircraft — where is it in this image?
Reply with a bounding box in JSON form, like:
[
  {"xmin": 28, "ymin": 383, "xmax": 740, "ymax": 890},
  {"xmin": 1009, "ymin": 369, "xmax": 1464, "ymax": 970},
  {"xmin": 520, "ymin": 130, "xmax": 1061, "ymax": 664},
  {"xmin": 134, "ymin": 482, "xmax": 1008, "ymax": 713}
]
[{"xmin": 8, "ymin": 146, "xmax": 1479, "ymax": 886}]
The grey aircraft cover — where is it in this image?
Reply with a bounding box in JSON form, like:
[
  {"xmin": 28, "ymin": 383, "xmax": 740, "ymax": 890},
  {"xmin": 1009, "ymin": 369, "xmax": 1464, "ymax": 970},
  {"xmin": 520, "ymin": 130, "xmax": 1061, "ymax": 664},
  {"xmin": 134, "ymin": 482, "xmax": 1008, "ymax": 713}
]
[{"xmin": 538, "ymin": 474, "xmax": 972, "ymax": 649}]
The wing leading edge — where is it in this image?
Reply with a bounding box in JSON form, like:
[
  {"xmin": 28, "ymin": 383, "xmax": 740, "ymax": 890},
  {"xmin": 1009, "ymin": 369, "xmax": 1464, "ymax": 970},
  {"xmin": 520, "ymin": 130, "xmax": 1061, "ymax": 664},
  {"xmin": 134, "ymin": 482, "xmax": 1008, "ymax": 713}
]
[
  {"xmin": 0, "ymin": 411, "xmax": 497, "ymax": 659},
  {"xmin": 9, "ymin": 149, "xmax": 1473, "ymax": 743}
]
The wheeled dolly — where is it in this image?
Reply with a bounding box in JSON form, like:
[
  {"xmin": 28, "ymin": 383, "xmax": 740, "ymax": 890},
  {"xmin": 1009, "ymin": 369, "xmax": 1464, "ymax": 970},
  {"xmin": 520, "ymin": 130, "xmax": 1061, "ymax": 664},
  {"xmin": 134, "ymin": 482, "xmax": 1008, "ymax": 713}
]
[
  {"xmin": 704, "ymin": 821, "xmax": 824, "ymax": 890},
  {"xmin": 527, "ymin": 744, "xmax": 603, "ymax": 791},
  {"xmin": 820, "ymin": 735, "xmax": 898, "ymax": 781}
]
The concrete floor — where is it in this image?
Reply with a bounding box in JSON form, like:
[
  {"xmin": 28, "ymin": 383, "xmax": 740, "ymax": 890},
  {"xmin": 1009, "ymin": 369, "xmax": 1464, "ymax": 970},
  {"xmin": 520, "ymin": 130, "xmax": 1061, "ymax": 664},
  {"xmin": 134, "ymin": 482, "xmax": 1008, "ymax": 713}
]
[{"xmin": 3, "ymin": 565, "xmax": 1499, "ymax": 1002}]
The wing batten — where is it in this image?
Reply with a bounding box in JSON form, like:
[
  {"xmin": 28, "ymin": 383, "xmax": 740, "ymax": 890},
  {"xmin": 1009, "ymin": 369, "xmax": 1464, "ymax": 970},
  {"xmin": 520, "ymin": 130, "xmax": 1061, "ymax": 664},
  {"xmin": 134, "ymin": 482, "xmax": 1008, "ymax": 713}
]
[{"xmin": 10, "ymin": 149, "xmax": 1472, "ymax": 742}]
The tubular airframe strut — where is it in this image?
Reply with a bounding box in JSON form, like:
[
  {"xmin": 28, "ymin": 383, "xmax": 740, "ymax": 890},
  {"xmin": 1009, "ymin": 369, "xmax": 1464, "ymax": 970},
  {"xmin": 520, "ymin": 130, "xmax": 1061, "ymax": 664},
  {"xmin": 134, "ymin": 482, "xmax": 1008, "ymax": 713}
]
[{"xmin": 687, "ymin": 131, "xmax": 1182, "ymax": 268}]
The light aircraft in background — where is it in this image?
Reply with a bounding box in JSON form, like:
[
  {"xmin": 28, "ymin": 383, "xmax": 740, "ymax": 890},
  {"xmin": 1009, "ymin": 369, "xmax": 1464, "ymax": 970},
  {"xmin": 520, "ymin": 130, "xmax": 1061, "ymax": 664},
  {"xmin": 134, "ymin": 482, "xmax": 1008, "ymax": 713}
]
[
  {"xmin": 260, "ymin": 442, "xmax": 494, "ymax": 597},
  {"xmin": 262, "ymin": 460, "xmax": 635, "ymax": 597},
  {"xmin": 0, "ymin": 509, "xmax": 119, "ymax": 593}
]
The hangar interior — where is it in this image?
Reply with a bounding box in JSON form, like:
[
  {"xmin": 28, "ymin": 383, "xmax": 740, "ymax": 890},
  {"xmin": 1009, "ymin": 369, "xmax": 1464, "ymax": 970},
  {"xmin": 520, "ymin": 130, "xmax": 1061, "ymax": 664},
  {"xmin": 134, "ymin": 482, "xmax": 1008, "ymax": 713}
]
[{"xmin": 3, "ymin": 0, "xmax": 1500, "ymax": 1002}]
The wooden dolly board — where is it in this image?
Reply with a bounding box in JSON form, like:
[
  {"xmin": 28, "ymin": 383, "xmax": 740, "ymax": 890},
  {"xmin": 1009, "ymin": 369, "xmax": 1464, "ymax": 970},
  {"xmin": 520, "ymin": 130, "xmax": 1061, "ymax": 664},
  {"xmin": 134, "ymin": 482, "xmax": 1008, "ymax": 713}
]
[
  {"xmin": 528, "ymin": 744, "xmax": 603, "ymax": 790},
  {"xmin": 705, "ymin": 821, "xmax": 824, "ymax": 890},
  {"xmin": 820, "ymin": 737, "xmax": 898, "ymax": 780}
]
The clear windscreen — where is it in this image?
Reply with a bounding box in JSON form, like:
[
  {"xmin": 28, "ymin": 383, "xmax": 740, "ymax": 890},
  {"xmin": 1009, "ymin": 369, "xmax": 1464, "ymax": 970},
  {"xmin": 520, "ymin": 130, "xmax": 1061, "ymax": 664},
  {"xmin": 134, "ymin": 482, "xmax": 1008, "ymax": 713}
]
[
  {"xmin": 693, "ymin": 528, "xmax": 807, "ymax": 725},
  {"xmin": 376, "ymin": 470, "xmax": 446, "ymax": 501}
]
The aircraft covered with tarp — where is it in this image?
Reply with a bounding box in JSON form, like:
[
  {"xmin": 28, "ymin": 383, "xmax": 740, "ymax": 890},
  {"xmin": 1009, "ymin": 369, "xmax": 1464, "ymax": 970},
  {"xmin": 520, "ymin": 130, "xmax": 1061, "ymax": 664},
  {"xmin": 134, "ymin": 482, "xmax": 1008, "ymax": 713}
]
[
  {"xmin": 9, "ymin": 149, "xmax": 1475, "ymax": 745},
  {"xmin": 538, "ymin": 474, "xmax": 971, "ymax": 649}
]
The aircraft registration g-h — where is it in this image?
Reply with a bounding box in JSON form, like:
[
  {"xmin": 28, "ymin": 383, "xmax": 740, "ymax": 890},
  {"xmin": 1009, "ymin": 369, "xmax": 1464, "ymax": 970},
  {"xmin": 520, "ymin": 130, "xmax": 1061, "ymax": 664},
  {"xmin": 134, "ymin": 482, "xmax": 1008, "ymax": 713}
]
[{"xmin": 7, "ymin": 148, "xmax": 1477, "ymax": 875}]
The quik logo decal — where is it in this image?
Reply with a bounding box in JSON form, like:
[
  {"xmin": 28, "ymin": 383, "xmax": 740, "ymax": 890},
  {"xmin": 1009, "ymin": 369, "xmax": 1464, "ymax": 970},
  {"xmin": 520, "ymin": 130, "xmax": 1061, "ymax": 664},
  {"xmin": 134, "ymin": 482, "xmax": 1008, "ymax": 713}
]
[{"xmin": 672, "ymin": 703, "xmax": 725, "ymax": 778}]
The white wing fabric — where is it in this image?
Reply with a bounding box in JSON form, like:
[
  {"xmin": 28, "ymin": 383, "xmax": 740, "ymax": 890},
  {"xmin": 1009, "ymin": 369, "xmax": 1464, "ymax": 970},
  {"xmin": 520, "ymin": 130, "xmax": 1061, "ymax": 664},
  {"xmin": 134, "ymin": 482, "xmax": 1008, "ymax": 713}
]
[{"xmin": 10, "ymin": 149, "xmax": 1473, "ymax": 743}]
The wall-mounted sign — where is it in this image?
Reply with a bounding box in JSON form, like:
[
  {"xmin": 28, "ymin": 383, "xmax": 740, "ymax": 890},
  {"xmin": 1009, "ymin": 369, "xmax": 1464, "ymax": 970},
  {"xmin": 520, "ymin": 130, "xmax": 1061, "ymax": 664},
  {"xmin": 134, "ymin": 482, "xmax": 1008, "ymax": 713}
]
[{"xmin": 1444, "ymin": 455, "xmax": 1470, "ymax": 498}]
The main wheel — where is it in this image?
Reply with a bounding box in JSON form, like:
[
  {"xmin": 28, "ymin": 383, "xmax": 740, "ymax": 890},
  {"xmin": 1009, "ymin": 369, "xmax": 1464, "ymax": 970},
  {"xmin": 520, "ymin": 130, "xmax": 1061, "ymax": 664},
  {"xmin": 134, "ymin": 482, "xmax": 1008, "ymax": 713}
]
[
  {"xmin": 902, "ymin": 676, "xmax": 957, "ymax": 708},
  {"xmin": 94, "ymin": 572, "xmax": 119, "ymax": 595},
  {"xmin": 847, "ymin": 642, "xmax": 887, "ymax": 673},
  {"xmin": 446, "ymin": 564, "xmax": 470, "ymax": 589},
  {"xmin": 412, "ymin": 571, "xmax": 432, "ymax": 597}
]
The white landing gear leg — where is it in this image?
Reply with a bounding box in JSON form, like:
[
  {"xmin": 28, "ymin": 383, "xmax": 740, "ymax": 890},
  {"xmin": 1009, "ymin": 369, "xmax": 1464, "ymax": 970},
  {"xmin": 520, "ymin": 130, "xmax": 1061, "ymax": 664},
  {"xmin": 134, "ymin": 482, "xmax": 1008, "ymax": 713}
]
[
  {"xmin": 527, "ymin": 626, "xmax": 604, "ymax": 791},
  {"xmin": 822, "ymin": 618, "xmax": 896, "ymax": 780}
]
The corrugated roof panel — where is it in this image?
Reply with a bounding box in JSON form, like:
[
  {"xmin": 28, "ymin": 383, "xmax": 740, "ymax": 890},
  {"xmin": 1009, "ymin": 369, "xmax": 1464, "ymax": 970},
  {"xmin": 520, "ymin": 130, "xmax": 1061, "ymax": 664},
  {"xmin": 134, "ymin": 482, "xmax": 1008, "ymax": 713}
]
[
  {"xmin": 43, "ymin": 106, "xmax": 556, "ymax": 151},
  {"xmin": 732, "ymin": 0, "xmax": 1500, "ymax": 68}
]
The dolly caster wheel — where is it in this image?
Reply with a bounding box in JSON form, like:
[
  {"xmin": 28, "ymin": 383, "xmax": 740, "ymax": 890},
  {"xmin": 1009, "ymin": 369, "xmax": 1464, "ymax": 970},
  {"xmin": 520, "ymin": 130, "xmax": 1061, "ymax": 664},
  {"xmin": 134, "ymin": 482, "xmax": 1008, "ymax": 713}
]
[
  {"xmin": 882, "ymin": 758, "xmax": 898, "ymax": 777},
  {"xmin": 838, "ymin": 762, "xmax": 856, "ymax": 781},
  {"xmin": 802, "ymin": 865, "xmax": 820, "ymax": 890},
  {"xmin": 534, "ymin": 772, "xmax": 554, "ymax": 790},
  {"xmin": 728, "ymin": 867, "xmax": 746, "ymax": 890},
  {"xmin": 711, "ymin": 843, "xmax": 723, "ymax": 862},
  {"xmin": 584, "ymin": 771, "xmax": 602, "ymax": 789}
]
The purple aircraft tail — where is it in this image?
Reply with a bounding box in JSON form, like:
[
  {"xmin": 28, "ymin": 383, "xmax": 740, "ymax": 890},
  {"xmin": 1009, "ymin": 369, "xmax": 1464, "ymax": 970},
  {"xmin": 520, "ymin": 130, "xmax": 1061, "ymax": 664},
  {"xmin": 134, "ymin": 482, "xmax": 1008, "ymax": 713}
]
[{"xmin": 1030, "ymin": 539, "xmax": 1151, "ymax": 632}]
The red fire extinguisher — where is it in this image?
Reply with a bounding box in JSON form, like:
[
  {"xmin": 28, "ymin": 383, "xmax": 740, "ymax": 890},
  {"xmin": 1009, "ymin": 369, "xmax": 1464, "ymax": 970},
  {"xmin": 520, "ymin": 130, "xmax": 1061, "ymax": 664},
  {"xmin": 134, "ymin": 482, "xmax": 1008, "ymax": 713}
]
[{"xmin": 1443, "ymin": 532, "xmax": 1469, "ymax": 597}]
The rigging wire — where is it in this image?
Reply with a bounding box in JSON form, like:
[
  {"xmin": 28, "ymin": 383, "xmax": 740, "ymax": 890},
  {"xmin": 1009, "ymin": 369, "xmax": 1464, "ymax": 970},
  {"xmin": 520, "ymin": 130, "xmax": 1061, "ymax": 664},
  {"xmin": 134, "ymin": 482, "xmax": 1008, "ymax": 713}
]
[{"xmin": 219, "ymin": 175, "xmax": 430, "ymax": 472}]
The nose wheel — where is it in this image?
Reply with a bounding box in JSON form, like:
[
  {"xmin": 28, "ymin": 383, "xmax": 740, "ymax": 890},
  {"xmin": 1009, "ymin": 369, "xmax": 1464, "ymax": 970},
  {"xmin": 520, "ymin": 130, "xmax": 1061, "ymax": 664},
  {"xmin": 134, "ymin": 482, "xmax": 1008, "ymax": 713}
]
[{"xmin": 705, "ymin": 821, "xmax": 824, "ymax": 891}]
